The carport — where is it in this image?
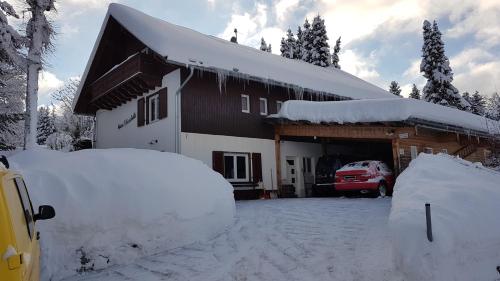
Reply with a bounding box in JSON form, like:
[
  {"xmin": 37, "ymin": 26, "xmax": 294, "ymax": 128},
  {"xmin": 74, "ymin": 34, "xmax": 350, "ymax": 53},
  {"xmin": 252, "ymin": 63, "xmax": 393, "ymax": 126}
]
[{"xmin": 272, "ymin": 122, "xmax": 406, "ymax": 196}]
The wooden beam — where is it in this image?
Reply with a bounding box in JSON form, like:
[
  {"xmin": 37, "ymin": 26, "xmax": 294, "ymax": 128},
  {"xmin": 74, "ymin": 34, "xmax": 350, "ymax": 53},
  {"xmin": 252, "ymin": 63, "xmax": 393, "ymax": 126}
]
[
  {"xmin": 275, "ymin": 132, "xmax": 282, "ymax": 198},
  {"xmin": 392, "ymin": 138, "xmax": 400, "ymax": 176},
  {"xmin": 277, "ymin": 124, "xmax": 410, "ymax": 140}
]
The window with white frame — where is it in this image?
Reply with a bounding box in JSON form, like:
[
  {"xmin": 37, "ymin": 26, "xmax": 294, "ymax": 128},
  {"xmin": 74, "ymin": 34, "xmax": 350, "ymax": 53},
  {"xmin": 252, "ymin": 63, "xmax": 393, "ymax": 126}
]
[
  {"xmin": 241, "ymin": 94, "xmax": 250, "ymax": 113},
  {"xmin": 259, "ymin": 98, "xmax": 268, "ymax": 115},
  {"xmin": 423, "ymin": 147, "xmax": 433, "ymax": 154},
  {"xmin": 441, "ymin": 148, "xmax": 448, "ymax": 154},
  {"xmin": 276, "ymin": 101, "xmax": 283, "ymax": 112},
  {"xmin": 148, "ymin": 94, "xmax": 160, "ymax": 122},
  {"xmin": 223, "ymin": 153, "xmax": 249, "ymax": 182},
  {"xmin": 410, "ymin": 146, "xmax": 418, "ymax": 160}
]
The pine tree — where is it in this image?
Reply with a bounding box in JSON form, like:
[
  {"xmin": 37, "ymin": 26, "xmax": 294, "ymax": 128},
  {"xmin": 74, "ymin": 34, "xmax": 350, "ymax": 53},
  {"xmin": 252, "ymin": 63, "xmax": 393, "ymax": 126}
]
[
  {"xmin": 462, "ymin": 92, "xmax": 471, "ymax": 104},
  {"xmin": 267, "ymin": 44, "xmax": 272, "ymax": 53},
  {"xmin": 331, "ymin": 36, "xmax": 341, "ymax": 69},
  {"xmin": 409, "ymin": 84, "xmax": 420, "ymax": 99},
  {"xmin": 310, "ymin": 15, "xmax": 330, "ymax": 67},
  {"xmin": 296, "ymin": 26, "xmax": 303, "ymax": 59},
  {"xmin": 470, "ymin": 91, "xmax": 486, "ymax": 116},
  {"xmin": 301, "ymin": 19, "xmax": 313, "ymax": 63},
  {"xmin": 280, "ymin": 37, "xmax": 289, "ymax": 58},
  {"xmin": 280, "ymin": 28, "xmax": 296, "ymax": 59},
  {"xmin": 37, "ymin": 106, "xmax": 55, "ymax": 145},
  {"xmin": 260, "ymin": 37, "xmax": 268, "ymax": 52},
  {"xmin": 0, "ymin": 62, "xmax": 25, "ymax": 150},
  {"xmin": 389, "ymin": 81, "xmax": 402, "ymax": 96},
  {"xmin": 420, "ymin": 20, "xmax": 470, "ymax": 111}
]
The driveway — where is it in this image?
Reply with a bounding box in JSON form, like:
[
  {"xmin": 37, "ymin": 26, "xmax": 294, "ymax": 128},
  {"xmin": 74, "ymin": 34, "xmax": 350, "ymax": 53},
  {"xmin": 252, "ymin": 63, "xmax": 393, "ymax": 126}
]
[{"xmin": 65, "ymin": 198, "xmax": 397, "ymax": 281}]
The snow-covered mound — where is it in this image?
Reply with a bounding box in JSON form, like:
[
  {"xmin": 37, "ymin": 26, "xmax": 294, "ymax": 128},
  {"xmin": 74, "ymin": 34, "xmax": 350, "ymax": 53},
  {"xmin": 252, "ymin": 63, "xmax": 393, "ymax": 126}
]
[
  {"xmin": 9, "ymin": 148, "xmax": 235, "ymax": 280},
  {"xmin": 389, "ymin": 153, "xmax": 500, "ymax": 281},
  {"xmin": 270, "ymin": 99, "xmax": 500, "ymax": 135}
]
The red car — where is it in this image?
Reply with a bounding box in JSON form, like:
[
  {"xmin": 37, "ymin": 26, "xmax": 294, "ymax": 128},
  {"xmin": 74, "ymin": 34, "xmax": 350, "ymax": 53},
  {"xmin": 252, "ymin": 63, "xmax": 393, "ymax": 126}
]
[{"xmin": 335, "ymin": 161, "xmax": 395, "ymax": 197}]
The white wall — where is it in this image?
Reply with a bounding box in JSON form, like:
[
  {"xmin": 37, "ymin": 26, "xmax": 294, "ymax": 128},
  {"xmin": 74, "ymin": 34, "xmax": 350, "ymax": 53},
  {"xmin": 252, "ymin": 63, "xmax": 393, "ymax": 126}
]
[
  {"xmin": 280, "ymin": 141, "xmax": 323, "ymax": 197},
  {"xmin": 181, "ymin": 132, "xmax": 322, "ymax": 197},
  {"xmin": 95, "ymin": 69, "xmax": 180, "ymax": 151}
]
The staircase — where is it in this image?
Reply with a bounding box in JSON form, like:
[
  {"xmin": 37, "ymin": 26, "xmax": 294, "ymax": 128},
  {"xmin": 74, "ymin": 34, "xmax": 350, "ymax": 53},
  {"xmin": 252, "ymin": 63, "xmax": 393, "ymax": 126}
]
[{"xmin": 453, "ymin": 144, "xmax": 478, "ymax": 159}]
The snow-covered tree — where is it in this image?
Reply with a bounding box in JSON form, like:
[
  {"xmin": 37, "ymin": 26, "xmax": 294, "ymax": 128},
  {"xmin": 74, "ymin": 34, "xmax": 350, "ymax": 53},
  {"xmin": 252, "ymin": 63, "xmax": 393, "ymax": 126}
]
[
  {"xmin": 409, "ymin": 84, "xmax": 420, "ymax": 99},
  {"xmin": 280, "ymin": 29, "xmax": 297, "ymax": 59},
  {"xmin": 486, "ymin": 93, "xmax": 500, "ymax": 121},
  {"xmin": 389, "ymin": 81, "xmax": 402, "ymax": 96},
  {"xmin": 420, "ymin": 20, "xmax": 469, "ymax": 111},
  {"xmin": 462, "ymin": 92, "xmax": 471, "ymax": 104},
  {"xmin": 51, "ymin": 78, "xmax": 94, "ymax": 143},
  {"xmin": 267, "ymin": 44, "xmax": 271, "ymax": 53},
  {"xmin": 296, "ymin": 26, "xmax": 303, "ymax": 59},
  {"xmin": 0, "ymin": 62, "xmax": 25, "ymax": 149},
  {"xmin": 260, "ymin": 37, "xmax": 268, "ymax": 51},
  {"xmin": 0, "ymin": 0, "xmax": 56, "ymax": 150},
  {"xmin": 301, "ymin": 19, "xmax": 313, "ymax": 63},
  {"xmin": 309, "ymin": 15, "xmax": 330, "ymax": 67},
  {"xmin": 331, "ymin": 36, "xmax": 341, "ymax": 69},
  {"xmin": 469, "ymin": 91, "xmax": 486, "ymax": 116},
  {"xmin": 36, "ymin": 105, "xmax": 55, "ymax": 144}
]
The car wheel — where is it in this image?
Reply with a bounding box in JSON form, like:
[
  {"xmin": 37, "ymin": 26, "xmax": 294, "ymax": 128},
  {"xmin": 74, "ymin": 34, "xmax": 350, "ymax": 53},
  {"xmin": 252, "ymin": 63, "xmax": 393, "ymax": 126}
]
[{"xmin": 377, "ymin": 183, "xmax": 387, "ymax": 198}]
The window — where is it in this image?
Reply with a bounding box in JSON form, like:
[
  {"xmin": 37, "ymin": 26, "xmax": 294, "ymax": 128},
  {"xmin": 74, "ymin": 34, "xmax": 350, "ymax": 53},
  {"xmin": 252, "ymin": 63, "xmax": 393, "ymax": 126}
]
[
  {"xmin": 223, "ymin": 153, "xmax": 249, "ymax": 182},
  {"xmin": 241, "ymin": 94, "xmax": 250, "ymax": 113},
  {"xmin": 148, "ymin": 94, "xmax": 160, "ymax": 122},
  {"xmin": 423, "ymin": 147, "xmax": 433, "ymax": 154},
  {"xmin": 410, "ymin": 146, "xmax": 418, "ymax": 160},
  {"xmin": 276, "ymin": 101, "xmax": 283, "ymax": 112},
  {"xmin": 259, "ymin": 98, "xmax": 268, "ymax": 115},
  {"xmin": 13, "ymin": 178, "xmax": 35, "ymax": 239},
  {"xmin": 441, "ymin": 148, "xmax": 448, "ymax": 154}
]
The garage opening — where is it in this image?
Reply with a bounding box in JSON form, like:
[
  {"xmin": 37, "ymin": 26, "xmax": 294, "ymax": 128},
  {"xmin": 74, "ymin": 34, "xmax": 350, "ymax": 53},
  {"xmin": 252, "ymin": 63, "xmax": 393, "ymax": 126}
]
[{"xmin": 322, "ymin": 139, "xmax": 394, "ymax": 170}]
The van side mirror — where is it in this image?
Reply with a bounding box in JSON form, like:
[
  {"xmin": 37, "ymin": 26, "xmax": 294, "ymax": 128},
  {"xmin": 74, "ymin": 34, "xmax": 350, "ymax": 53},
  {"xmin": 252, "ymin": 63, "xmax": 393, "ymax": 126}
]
[{"xmin": 34, "ymin": 205, "xmax": 55, "ymax": 221}]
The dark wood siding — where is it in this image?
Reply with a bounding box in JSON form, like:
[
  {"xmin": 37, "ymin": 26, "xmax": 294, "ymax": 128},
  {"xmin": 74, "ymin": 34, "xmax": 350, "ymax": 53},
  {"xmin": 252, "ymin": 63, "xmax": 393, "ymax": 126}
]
[{"xmin": 181, "ymin": 70, "xmax": 340, "ymax": 139}]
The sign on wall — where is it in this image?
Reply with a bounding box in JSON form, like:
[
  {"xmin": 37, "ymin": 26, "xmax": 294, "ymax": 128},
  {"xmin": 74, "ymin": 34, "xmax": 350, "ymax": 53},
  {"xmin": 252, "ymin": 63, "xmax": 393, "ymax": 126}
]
[{"xmin": 118, "ymin": 113, "xmax": 136, "ymax": 129}]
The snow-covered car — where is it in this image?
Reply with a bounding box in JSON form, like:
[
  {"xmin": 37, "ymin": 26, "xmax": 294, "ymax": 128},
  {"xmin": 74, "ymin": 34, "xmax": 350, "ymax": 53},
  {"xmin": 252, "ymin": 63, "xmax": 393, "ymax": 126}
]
[{"xmin": 335, "ymin": 161, "xmax": 394, "ymax": 197}]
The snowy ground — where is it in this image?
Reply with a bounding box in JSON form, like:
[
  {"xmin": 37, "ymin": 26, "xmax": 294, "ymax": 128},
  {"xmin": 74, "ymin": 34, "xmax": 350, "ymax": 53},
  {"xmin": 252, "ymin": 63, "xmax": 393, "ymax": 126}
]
[{"xmin": 64, "ymin": 198, "xmax": 399, "ymax": 281}]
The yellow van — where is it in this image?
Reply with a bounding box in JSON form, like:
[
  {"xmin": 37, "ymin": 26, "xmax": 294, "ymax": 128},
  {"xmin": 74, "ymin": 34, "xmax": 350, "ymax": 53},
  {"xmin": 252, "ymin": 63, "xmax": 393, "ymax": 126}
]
[{"xmin": 0, "ymin": 156, "xmax": 55, "ymax": 281}]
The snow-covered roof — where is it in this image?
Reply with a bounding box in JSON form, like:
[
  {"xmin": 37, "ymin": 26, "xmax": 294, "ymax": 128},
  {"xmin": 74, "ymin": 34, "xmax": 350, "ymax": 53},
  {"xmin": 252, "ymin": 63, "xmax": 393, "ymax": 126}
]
[
  {"xmin": 73, "ymin": 3, "xmax": 393, "ymax": 111},
  {"xmin": 269, "ymin": 99, "xmax": 500, "ymax": 136}
]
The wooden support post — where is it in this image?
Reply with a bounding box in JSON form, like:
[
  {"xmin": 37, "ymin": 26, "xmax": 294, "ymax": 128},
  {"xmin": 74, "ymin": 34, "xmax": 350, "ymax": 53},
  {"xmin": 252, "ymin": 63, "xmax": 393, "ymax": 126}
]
[
  {"xmin": 275, "ymin": 132, "xmax": 282, "ymax": 198},
  {"xmin": 392, "ymin": 138, "xmax": 400, "ymax": 175}
]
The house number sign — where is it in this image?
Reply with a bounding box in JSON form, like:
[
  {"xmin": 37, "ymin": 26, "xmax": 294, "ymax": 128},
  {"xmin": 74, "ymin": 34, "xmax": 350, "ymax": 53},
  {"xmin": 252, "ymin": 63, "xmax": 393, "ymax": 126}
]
[{"xmin": 118, "ymin": 113, "xmax": 136, "ymax": 129}]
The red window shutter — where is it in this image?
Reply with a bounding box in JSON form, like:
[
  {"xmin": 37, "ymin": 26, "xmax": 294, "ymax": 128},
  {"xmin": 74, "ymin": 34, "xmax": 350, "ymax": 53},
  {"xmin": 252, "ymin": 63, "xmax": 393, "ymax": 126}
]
[
  {"xmin": 137, "ymin": 98, "xmax": 145, "ymax": 127},
  {"xmin": 252, "ymin": 153, "xmax": 262, "ymax": 183},
  {"xmin": 212, "ymin": 151, "xmax": 224, "ymax": 175},
  {"xmin": 158, "ymin": 88, "xmax": 168, "ymax": 119}
]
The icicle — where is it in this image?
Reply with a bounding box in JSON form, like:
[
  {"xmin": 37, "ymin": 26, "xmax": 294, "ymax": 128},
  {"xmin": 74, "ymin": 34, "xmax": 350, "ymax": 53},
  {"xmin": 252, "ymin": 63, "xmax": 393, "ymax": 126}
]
[
  {"xmin": 215, "ymin": 70, "xmax": 227, "ymax": 94},
  {"xmin": 293, "ymin": 86, "xmax": 304, "ymax": 100}
]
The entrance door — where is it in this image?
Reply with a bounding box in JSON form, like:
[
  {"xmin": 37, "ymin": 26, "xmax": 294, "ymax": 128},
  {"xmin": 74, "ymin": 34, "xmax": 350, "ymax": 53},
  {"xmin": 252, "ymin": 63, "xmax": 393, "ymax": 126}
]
[{"xmin": 285, "ymin": 157, "xmax": 297, "ymax": 188}]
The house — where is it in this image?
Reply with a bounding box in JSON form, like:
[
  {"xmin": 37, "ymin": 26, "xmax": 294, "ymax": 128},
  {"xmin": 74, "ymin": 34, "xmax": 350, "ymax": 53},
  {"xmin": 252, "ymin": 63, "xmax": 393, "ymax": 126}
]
[{"xmin": 73, "ymin": 4, "xmax": 499, "ymax": 199}]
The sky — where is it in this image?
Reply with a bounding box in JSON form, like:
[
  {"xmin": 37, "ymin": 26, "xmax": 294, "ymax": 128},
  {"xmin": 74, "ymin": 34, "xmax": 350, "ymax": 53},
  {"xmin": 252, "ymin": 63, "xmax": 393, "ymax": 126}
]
[{"xmin": 28, "ymin": 0, "xmax": 500, "ymax": 106}]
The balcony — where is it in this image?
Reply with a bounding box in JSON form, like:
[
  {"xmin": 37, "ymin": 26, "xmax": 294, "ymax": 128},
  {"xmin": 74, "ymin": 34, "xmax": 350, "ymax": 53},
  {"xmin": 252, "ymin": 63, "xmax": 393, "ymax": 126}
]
[{"xmin": 88, "ymin": 52, "xmax": 165, "ymax": 110}]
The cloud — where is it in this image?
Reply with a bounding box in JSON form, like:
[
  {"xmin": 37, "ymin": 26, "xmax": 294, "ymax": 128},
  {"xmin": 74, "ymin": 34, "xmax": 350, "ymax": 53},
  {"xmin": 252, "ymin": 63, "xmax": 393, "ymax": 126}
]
[
  {"xmin": 340, "ymin": 49, "xmax": 381, "ymax": 82},
  {"xmin": 38, "ymin": 71, "xmax": 64, "ymax": 99},
  {"xmin": 218, "ymin": 3, "xmax": 285, "ymax": 54}
]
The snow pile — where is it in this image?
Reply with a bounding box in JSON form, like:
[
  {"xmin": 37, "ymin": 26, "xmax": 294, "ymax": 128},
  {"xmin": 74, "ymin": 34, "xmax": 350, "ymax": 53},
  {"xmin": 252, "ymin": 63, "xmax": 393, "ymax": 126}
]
[
  {"xmin": 9, "ymin": 148, "xmax": 235, "ymax": 280},
  {"xmin": 389, "ymin": 153, "xmax": 500, "ymax": 281},
  {"xmin": 270, "ymin": 99, "xmax": 500, "ymax": 135},
  {"xmin": 75, "ymin": 3, "xmax": 393, "ymax": 111}
]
